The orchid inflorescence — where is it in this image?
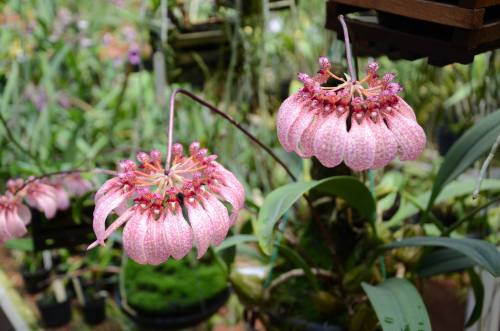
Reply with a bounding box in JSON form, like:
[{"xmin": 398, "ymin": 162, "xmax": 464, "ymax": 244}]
[
  {"xmin": 88, "ymin": 143, "xmax": 245, "ymax": 265},
  {"xmin": 277, "ymin": 57, "xmax": 426, "ymax": 171},
  {"xmin": 0, "ymin": 174, "xmax": 92, "ymax": 244}
]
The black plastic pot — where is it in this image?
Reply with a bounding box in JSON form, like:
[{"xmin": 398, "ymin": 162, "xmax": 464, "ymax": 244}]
[
  {"xmin": 82, "ymin": 295, "xmax": 106, "ymax": 325},
  {"xmin": 268, "ymin": 313, "xmax": 346, "ymax": 331},
  {"xmin": 20, "ymin": 266, "xmax": 50, "ymax": 294},
  {"xmin": 36, "ymin": 298, "xmax": 72, "ymax": 328},
  {"xmin": 116, "ymin": 287, "xmax": 230, "ymax": 330}
]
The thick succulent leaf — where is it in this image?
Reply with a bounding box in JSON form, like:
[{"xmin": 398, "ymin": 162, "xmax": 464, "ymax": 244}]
[
  {"xmin": 384, "ymin": 236, "xmax": 500, "ymax": 277},
  {"xmin": 417, "ymin": 248, "xmax": 474, "ymax": 277},
  {"xmin": 362, "ymin": 278, "xmax": 432, "ymax": 331}
]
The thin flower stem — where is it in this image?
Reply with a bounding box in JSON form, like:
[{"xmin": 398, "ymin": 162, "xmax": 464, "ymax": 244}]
[
  {"xmin": 338, "ymin": 15, "xmax": 356, "ymax": 81},
  {"xmin": 165, "ymin": 88, "xmax": 297, "ymax": 181},
  {"xmin": 473, "ymin": 133, "xmax": 500, "ymax": 199},
  {"xmin": 0, "ymin": 112, "xmax": 45, "ymax": 172}
]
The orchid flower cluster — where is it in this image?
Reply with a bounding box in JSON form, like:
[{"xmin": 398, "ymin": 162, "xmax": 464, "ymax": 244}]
[
  {"xmin": 88, "ymin": 143, "xmax": 245, "ymax": 265},
  {"xmin": 0, "ymin": 174, "xmax": 92, "ymax": 244},
  {"xmin": 277, "ymin": 57, "xmax": 426, "ymax": 171}
]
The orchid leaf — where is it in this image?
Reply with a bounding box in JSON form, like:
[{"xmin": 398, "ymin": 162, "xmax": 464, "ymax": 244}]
[
  {"xmin": 362, "ymin": 278, "xmax": 432, "ymax": 331},
  {"xmin": 255, "ymin": 176, "xmax": 375, "ymax": 255}
]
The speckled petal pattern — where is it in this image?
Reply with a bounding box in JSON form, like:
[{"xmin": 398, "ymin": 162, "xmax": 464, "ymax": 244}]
[
  {"xmin": 313, "ymin": 112, "xmax": 348, "ymax": 168},
  {"xmin": 385, "ymin": 111, "xmax": 426, "ymax": 161},
  {"xmin": 345, "ymin": 118, "xmax": 376, "ymax": 171}
]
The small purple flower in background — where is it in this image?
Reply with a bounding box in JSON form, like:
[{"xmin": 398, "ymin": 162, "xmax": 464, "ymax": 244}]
[
  {"xmin": 277, "ymin": 57, "xmax": 426, "ymax": 171},
  {"xmin": 121, "ymin": 25, "xmax": 137, "ymax": 43},
  {"xmin": 87, "ymin": 143, "xmax": 245, "ymax": 265},
  {"xmin": 57, "ymin": 93, "xmax": 72, "ymax": 109},
  {"xmin": 24, "ymin": 84, "xmax": 48, "ymax": 112},
  {"xmin": 127, "ymin": 44, "xmax": 141, "ymax": 65},
  {"xmin": 113, "ymin": 0, "xmax": 125, "ymax": 8}
]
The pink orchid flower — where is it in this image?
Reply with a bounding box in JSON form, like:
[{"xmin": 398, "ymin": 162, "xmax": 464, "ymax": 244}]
[
  {"xmin": 24, "ymin": 180, "xmax": 60, "ymax": 219},
  {"xmin": 277, "ymin": 57, "xmax": 426, "ymax": 171},
  {"xmin": 61, "ymin": 173, "xmax": 93, "ymax": 197},
  {"xmin": 88, "ymin": 143, "xmax": 245, "ymax": 265},
  {"xmin": 0, "ymin": 194, "xmax": 31, "ymax": 245}
]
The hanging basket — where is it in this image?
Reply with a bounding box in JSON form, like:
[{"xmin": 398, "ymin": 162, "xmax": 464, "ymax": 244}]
[{"xmin": 325, "ymin": 0, "xmax": 500, "ymax": 66}]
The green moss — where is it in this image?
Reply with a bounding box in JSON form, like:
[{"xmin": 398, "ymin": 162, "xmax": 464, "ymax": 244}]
[{"xmin": 124, "ymin": 253, "xmax": 227, "ymax": 313}]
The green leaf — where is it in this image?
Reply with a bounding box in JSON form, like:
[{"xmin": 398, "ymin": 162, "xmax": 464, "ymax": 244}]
[
  {"xmin": 417, "ymin": 248, "xmax": 474, "ymax": 277},
  {"xmin": 465, "ymin": 269, "xmax": 484, "ymax": 327},
  {"xmin": 384, "ymin": 237, "xmax": 500, "ymax": 277},
  {"xmin": 5, "ymin": 238, "xmax": 34, "ymax": 252},
  {"xmin": 215, "ymin": 235, "xmax": 258, "ymax": 252},
  {"xmin": 386, "ymin": 179, "xmax": 500, "ymax": 227},
  {"xmin": 362, "ymin": 278, "xmax": 432, "ymax": 331},
  {"xmin": 427, "ymin": 110, "xmax": 500, "ymax": 211},
  {"xmin": 255, "ymin": 176, "xmax": 375, "ymax": 254}
]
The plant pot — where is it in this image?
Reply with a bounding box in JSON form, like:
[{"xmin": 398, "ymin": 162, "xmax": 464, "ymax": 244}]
[
  {"xmin": 82, "ymin": 295, "xmax": 106, "ymax": 325},
  {"xmin": 115, "ymin": 287, "xmax": 230, "ymax": 330},
  {"xmin": 267, "ymin": 312, "xmax": 346, "ymax": 331},
  {"xmin": 20, "ymin": 266, "xmax": 50, "ymax": 294},
  {"xmin": 36, "ymin": 298, "xmax": 72, "ymax": 328}
]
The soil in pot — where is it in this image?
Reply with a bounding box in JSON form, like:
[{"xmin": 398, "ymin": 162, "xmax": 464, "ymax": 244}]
[
  {"xmin": 21, "ymin": 265, "xmax": 50, "ymax": 294},
  {"xmin": 119, "ymin": 253, "xmax": 229, "ymax": 330},
  {"xmin": 36, "ymin": 296, "xmax": 72, "ymax": 328}
]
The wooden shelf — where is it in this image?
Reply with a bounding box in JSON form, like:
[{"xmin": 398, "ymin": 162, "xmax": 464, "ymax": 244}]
[{"xmin": 325, "ymin": 0, "xmax": 500, "ymax": 65}]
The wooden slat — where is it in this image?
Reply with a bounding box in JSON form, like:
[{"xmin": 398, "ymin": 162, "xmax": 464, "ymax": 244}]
[
  {"xmin": 459, "ymin": 0, "xmax": 500, "ymax": 8},
  {"xmin": 477, "ymin": 20, "xmax": 500, "ymax": 43},
  {"xmin": 329, "ymin": 16, "xmax": 480, "ymax": 65},
  {"xmin": 330, "ymin": 0, "xmax": 485, "ymax": 28}
]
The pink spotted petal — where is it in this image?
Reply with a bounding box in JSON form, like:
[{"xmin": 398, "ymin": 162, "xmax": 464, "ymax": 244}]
[
  {"xmin": 28, "ymin": 194, "xmax": 57, "ymax": 219},
  {"xmin": 143, "ymin": 214, "xmax": 166, "ymax": 265},
  {"xmin": 213, "ymin": 162, "xmax": 245, "ymax": 215},
  {"xmin": 87, "ymin": 208, "xmax": 135, "ymax": 249},
  {"xmin": 345, "ymin": 118, "xmax": 376, "ymax": 171},
  {"xmin": 123, "ymin": 211, "xmax": 148, "ymax": 264},
  {"xmin": 313, "ymin": 111, "xmax": 348, "ymax": 168},
  {"xmin": 368, "ymin": 118, "xmax": 398, "ymax": 169},
  {"xmin": 277, "ymin": 93, "xmax": 307, "ymax": 151},
  {"xmin": 396, "ymin": 96, "xmax": 416, "ymax": 121},
  {"xmin": 163, "ymin": 209, "xmax": 193, "ymax": 260},
  {"xmin": 298, "ymin": 115, "xmax": 322, "ymax": 158},
  {"xmin": 114, "ymin": 200, "xmax": 129, "ymax": 216},
  {"xmin": 385, "ymin": 111, "xmax": 426, "ymax": 161},
  {"xmin": 17, "ymin": 204, "xmax": 31, "ymax": 225},
  {"xmin": 93, "ymin": 190, "xmax": 128, "ymax": 244},
  {"xmin": 54, "ymin": 186, "xmax": 70, "ymax": 210},
  {"xmin": 201, "ymin": 194, "xmax": 230, "ymax": 246},
  {"xmin": 94, "ymin": 177, "xmax": 120, "ymax": 202},
  {"xmin": 5, "ymin": 210, "xmax": 27, "ymax": 237},
  {"xmin": 186, "ymin": 199, "xmax": 213, "ymax": 259},
  {"xmin": 287, "ymin": 107, "xmax": 315, "ymax": 154},
  {"xmin": 0, "ymin": 210, "xmax": 11, "ymax": 241}
]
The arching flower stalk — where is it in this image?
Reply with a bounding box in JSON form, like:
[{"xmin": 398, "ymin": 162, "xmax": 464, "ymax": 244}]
[
  {"xmin": 0, "ymin": 174, "xmax": 93, "ymax": 244},
  {"xmin": 277, "ymin": 18, "xmax": 426, "ymax": 171},
  {"xmin": 89, "ymin": 89, "xmax": 253, "ymax": 265}
]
